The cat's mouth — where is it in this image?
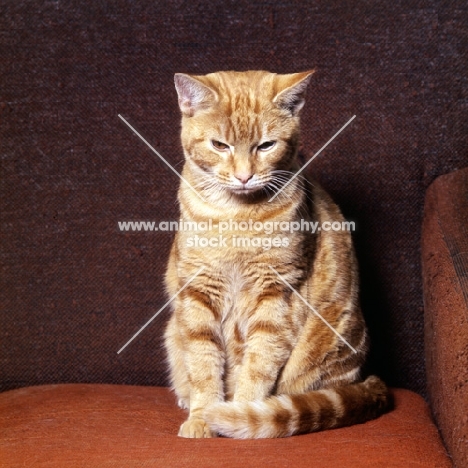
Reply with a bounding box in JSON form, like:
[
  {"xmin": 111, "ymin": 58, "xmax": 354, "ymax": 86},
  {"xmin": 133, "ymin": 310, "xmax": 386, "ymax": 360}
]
[
  {"xmin": 229, "ymin": 185, "xmax": 263, "ymax": 196},
  {"xmin": 226, "ymin": 174, "xmax": 268, "ymax": 196}
]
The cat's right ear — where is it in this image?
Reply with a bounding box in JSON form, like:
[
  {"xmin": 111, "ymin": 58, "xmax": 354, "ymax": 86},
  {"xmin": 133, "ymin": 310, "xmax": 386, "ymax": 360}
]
[
  {"xmin": 273, "ymin": 70, "xmax": 315, "ymax": 116},
  {"xmin": 174, "ymin": 74, "xmax": 218, "ymax": 117}
]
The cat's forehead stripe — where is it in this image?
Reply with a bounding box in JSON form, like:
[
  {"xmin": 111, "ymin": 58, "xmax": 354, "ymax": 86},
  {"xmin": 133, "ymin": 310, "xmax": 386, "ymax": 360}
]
[{"xmin": 221, "ymin": 99, "xmax": 262, "ymax": 145}]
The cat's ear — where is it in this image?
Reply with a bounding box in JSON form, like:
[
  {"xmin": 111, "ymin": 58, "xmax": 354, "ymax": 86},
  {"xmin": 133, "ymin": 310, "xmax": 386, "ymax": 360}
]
[
  {"xmin": 174, "ymin": 73, "xmax": 218, "ymax": 117},
  {"xmin": 273, "ymin": 70, "xmax": 315, "ymax": 115}
]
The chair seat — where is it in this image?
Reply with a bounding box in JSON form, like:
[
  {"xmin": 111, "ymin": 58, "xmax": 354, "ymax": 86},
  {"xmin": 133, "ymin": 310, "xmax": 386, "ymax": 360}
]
[{"xmin": 0, "ymin": 384, "xmax": 451, "ymax": 467}]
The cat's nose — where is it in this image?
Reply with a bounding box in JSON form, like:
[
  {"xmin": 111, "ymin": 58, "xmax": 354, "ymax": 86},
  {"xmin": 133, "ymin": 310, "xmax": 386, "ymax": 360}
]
[{"xmin": 234, "ymin": 173, "xmax": 253, "ymax": 184}]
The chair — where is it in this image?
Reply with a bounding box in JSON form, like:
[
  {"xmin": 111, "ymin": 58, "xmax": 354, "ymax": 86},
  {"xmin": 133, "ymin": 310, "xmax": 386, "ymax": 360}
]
[{"xmin": 1, "ymin": 1, "xmax": 467, "ymax": 466}]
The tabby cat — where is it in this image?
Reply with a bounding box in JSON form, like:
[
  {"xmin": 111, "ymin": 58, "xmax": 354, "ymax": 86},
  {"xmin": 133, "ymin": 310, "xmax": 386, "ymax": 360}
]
[{"xmin": 164, "ymin": 70, "xmax": 390, "ymax": 438}]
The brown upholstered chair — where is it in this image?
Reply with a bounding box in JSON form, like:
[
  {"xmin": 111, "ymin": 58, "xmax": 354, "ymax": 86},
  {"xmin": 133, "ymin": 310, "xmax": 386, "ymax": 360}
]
[{"xmin": 2, "ymin": 2, "xmax": 468, "ymax": 466}]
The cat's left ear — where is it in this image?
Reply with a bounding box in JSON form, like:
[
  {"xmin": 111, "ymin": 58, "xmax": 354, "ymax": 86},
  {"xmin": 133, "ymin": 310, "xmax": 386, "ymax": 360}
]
[
  {"xmin": 174, "ymin": 73, "xmax": 218, "ymax": 117},
  {"xmin": 273, "ymin": 70, "xmax": 315, "ymax": 116}
]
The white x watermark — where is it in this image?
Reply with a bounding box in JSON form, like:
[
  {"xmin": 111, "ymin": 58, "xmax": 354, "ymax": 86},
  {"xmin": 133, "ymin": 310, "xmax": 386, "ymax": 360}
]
[{"xmin": 117, "ymin": 113, "xmax": 357, "ymax": 353}]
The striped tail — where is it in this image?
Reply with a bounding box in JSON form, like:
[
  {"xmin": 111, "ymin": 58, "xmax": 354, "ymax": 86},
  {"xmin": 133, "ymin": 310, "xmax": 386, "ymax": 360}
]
[{"xmin": 204, "ymin": 376, "xmax": 391, "ymax": 439}]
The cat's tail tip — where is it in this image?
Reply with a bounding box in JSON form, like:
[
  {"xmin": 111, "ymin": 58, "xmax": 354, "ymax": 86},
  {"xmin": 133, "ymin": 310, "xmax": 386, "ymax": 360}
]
[{"xmin": 363, "ymin": 375, "xmax": 394, "ymax": 413}]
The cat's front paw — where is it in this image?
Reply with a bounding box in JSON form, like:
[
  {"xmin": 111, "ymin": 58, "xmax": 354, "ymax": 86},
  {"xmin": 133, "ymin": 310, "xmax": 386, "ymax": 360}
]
[{"xmin": 178, "ymin": 417, "xmax": 217, "ymax": 438}]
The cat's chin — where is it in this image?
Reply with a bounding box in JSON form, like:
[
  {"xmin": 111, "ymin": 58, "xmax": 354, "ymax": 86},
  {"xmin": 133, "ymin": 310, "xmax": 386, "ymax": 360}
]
[{"xmin": 228, "ymin": 187, "xmax": 269, "ymax": 203}]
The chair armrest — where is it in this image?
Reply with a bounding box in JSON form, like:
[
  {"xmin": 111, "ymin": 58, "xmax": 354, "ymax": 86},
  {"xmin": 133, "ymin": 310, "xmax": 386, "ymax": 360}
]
[{"xmin": 422, "ymin": 167, "xmax": 468, "ymax": 468}]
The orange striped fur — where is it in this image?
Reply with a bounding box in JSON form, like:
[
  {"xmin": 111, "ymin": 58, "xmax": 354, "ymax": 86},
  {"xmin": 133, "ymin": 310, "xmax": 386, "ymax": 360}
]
[{"xmin": 164, "ymin": 70, "xmax": 391, "ymax": 438}]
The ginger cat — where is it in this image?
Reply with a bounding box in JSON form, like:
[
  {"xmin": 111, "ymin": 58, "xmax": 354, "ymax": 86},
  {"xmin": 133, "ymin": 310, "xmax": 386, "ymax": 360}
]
[{"xmin": 164, "ymin": 70, "xmax": 390, "ymax": 438}]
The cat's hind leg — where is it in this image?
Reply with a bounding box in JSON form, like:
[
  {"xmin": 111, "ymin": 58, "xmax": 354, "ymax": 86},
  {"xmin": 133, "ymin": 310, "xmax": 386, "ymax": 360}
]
[{"xmin": 276, "ymin": 310, "xmax": 368, "ymax": 395}]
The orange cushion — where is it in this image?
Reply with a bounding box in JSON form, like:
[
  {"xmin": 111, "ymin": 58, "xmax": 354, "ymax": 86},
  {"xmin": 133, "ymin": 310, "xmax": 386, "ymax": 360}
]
[{"xmin": 0, "ymin": 384, "xmax": 451, "ymax": 467}]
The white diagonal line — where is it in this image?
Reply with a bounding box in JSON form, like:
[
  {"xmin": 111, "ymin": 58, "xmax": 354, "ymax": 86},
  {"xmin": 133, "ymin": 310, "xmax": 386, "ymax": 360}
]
[
  {"xmin": 268, "ymin": 115, "xmax": 356, "ymax": 202},
  {"xmin": 118, "ymin": 114, "xmax": 206, "ymax": 202},
  {"xmin": 117, "ymin": 266, "xmax": 205, "ymax": 354},
  {"xmin": 269, "ymin": 266, "xmax": 357, "ymax": 353}
]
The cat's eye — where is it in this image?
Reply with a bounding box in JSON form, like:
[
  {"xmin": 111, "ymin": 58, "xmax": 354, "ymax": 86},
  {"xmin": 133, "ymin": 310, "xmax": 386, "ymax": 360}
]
[
  {"xmin": 211, "ymin": 140, "xmax": 230, "ymax": 151},
  {"xmin": 257, "ymin": 141, "xmax": 276, "ymax": 152}
]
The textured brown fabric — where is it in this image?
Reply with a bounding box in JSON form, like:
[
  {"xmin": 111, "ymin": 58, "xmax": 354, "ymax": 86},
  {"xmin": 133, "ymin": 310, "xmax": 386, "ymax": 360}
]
[
  {"xmin": 1, "ymin": 1, "xmax": 468, "ymax": 396},
  {"xmin": 0, "ymin": 384, "xmax": 451, "ymax": 467},
  {"xmin": 422, "ymin": 167, "xmax": 468, "ymax": 468}
]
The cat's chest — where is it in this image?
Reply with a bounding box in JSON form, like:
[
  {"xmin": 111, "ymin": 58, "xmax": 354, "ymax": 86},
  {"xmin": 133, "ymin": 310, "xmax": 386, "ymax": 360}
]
[
  {"xmin": 219, "ymin": 262, "xmax": 252, "ymax": 337},
  {"xmin": 218, "ymin": 261, "xmax": 259, "ymax": 322}
]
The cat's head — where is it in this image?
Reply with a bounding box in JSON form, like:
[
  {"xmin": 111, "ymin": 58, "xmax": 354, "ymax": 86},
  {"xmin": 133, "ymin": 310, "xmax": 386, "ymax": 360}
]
[{"xmin": 174, "ymin": 70, "xmax": 314, "ymax": 200}]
